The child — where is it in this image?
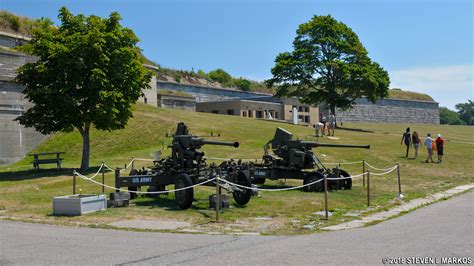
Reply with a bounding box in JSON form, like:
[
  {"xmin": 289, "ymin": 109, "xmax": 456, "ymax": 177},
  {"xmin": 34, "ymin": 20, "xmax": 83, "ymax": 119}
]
[{"xmin": 435, "ymin": 134, "xmax": 445, "ymax": 163}]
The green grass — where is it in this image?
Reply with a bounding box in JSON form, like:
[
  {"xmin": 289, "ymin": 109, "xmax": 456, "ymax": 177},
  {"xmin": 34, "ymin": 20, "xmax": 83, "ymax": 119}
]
[
  {"xmin": 0, "ymin": 103, "xmax": 473, "ymax": 235},
  {"xmin": 388, "ymin": 88, "xmax": 434, "ymax": 101}
]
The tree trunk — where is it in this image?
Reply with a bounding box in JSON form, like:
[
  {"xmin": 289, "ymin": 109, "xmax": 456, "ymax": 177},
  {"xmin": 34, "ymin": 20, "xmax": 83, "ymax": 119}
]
[{"xmin": 79, "ymin": 124, "xmax": 90, "ymax": 171}]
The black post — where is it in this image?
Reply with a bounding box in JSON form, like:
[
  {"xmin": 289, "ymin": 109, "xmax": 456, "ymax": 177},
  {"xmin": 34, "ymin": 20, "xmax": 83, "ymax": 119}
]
[
  {"xmin": 115, "ymin": 168, "xmax": 120, "ymax": 193},
  {"xmin": 215, "ymin": 175, "xmax": 220, "ymax": 222},
  {"xmin": 73, "ymin": 172, "xmax": 76, "ymax": 194},
  {"xmin": 101, "ymin": 162, "xmax": 105, "ymax": 194},
  {"xmin": 397, "ymin": 163, "xmax": 403, "ymax": 199},
  {"xmin": 323, "ymin": 174, "xmax": 329, "ymax": 220},
  {"xmin": 362, "ymin": 160, "xmax": 366, "ymax": 187},
  {"xmin": 367, "ymin": 171, "xmax": 371, "ymax": 206}
]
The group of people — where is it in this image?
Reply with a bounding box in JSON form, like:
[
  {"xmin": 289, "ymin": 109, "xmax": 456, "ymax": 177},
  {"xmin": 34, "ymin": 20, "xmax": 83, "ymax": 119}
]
[
  {"xmin": 401, "ymin": 127, "xmax": 444, "ymax": 163},
  {"xmin": 315, "ymin": 113, "xmax": 336, "ymax": 137}
]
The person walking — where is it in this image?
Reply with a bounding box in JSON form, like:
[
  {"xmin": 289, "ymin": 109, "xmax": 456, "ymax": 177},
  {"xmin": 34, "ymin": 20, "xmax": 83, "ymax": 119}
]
[
  {"xmin": 412, "ymin": 131, "xmax": 421, "ymax": 159},
  {"xmin": 435, "ymin": 134, "xmax": 445, "ymax": 163},
  {"xmin": 400, "ymin": 127, "xmax": 412, "ymax": 158},
  {"xmin": 424, "ymin": 133, "xmax": 435, "ymax": 163},
  {"xmin": 328, "ymin": 113, "xmax": 336, "ymax": 136}
]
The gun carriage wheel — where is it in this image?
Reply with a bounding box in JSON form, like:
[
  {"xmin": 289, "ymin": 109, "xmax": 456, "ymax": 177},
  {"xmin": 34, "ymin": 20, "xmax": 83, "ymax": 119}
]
[
  {"xmin": 336, "ymin": 169, "xmax": 352, "ymax": 190},
  {"xmin": 175, "ymin": 173, "xmax": 194, "ymax": 210},
  {"xmin": 303, "ymin": 172, "xmax": 325, "ymax": 192},
  {"xmin": 232, "ymin": 171, "xmax": 253, "ymax": 205}
]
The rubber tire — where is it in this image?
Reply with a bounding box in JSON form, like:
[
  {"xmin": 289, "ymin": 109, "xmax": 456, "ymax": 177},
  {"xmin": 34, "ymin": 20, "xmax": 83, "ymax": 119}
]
[
  {"xmin": 232, "ymin": 171, "xmax": 252, "ymax": 206},
  {"xmin": 303, "ymin": 172, "xmax": 325, "ymax": 192},
  {"xmin": 174, "ymin": 173, "xmax": 194, "ymax": 210},
  {"xmin": 128, "ymin": 169, "xmax": 139, "ymax": 199},
  {"xmin": 339, "ymin": 169, "xmax": 352, "ymax": 190}
]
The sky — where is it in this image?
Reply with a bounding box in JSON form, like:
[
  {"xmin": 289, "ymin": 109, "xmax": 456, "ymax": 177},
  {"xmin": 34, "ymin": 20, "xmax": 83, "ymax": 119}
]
[{"xmin": 1, "ymin": 0, "xmax": 472, "ymax": 109}]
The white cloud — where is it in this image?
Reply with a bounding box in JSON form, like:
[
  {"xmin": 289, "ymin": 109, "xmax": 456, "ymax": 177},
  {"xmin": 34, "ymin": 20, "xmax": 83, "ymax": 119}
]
[{"xmin": 389, "ymin": 64, "xmax": 473, "ymax": 109}]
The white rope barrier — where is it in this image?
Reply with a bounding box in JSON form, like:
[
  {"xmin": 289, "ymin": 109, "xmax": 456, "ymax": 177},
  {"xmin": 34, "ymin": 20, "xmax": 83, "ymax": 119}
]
[
  {"xmin": 367, "ymin": 165, "xmax": 399, "ymax": 176},
  {"xmin": 74, "ymin": 171, "xmax": 217, "ymax": 194},
  {"xmin": 324, "ymin": 161, "xmax": 363, "ymax": 165},
  {"xmin": 74, "ymin": 164, "xmax": 106, "ymax": 180},
  {"xmin": 220, "ymin": 178, "xmax": 325, "ymax": 192},
  {"xmin": 364, "ymin": 161, "xmax": 398, "ymax": 172},
  {"xmin": 207, "ymin": 157, "xmax": 260, "ymax": 161}
]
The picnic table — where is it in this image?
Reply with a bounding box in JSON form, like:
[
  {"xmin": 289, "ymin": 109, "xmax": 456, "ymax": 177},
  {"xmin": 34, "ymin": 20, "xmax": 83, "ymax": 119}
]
[{"xmin": 29, "ymin": 152, "xmax": 65, "ymax": 171}]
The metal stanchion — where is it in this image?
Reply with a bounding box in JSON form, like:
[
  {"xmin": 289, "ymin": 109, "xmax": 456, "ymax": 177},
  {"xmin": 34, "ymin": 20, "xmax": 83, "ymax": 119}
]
[
  {"xmin": 396, "ymin": 163, "xmax": 404, "ymax": 200},
  {"xmin": 367, "ymin": 171, "xmax": 371, "ymax": 206},
  {"xmin": 215, "ymin": 174, "xmax": 220, "ymax": 223},
  {"xmin": 323, "ymin": 174, "xmax": 329, "ymax": 220},
  {"xmin": 73, "ymin": 172, "xmax": 76, "ymax": 194},
  {"xmin": 101, "ymin": 162, "xmax": 105, "ymax": 194},
  {"xmin": 362, "ymin": 160, "xmax": 366, "ymax": 187}
]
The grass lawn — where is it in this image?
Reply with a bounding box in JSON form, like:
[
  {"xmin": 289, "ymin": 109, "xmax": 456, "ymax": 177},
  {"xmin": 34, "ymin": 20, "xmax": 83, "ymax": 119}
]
[{"xmin": 1, "ymin": 103, "xmax": 473, "ymax": 235}]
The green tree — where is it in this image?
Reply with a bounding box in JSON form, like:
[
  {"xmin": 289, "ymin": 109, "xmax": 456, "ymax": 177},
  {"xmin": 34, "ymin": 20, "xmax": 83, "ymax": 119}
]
[
  {"xmin": 15, "ymin": 7, "xmax": 151, "ymax": 170},
  {"xmin": 266, "ymin": 15, "xmax": 390, "ymax": 115},
  {"xmin": 235, "ymin": 78, "xmax": 252, "ymax": 91},
  {"xmin": 455, "ymin": 100, "xmax": 474, "ymax": 125},
  {"xmin": 439, "ymin": 107, "xmax": 464, "ymax": 125},
  {"xmin": 208, "ymin": 68, "xmax": 232, "ymax": 85}
]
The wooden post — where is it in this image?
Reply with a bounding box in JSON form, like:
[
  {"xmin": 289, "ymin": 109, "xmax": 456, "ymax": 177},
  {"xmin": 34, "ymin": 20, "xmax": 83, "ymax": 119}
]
[
  {"xmin": 362, "ymin": 160, "xmax": 366, "ymax": 187},
  {"xmin": 215, "ymin": 175, "xmax": 220, "ymax": 222},
  {"xmin": 367, "ymin": 171, "xmax": 371, "ymax": 206},
  {"xmin": 73, "ymin": 172, "xmax": 76, "ymax": 194},
  {"xmin": 101, "ymin": 162, "xmax": 105, "ymax": 194},
  {"xmin": 323, "ymin": 174, "xmax": 329, "ymax": 220}
]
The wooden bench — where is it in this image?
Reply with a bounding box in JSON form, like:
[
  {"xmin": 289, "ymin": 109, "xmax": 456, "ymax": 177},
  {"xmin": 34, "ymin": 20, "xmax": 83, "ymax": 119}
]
[{"xmin": 29, "ymin": 152, "xmax": 65, "ymax": 171}]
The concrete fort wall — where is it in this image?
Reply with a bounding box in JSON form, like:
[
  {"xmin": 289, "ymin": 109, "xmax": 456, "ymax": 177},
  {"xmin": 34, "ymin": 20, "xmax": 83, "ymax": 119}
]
[
  {"xmin": 156, "ymin": 81, "xmax": 271, "ymax": 103},
  {"xmin": 336, "ymin": 98, "xmax": 440, "ymax": 124}
]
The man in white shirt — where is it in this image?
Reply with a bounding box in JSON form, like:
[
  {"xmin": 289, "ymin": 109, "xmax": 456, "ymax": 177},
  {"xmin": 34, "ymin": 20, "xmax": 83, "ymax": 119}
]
[{"xmin": 424, "ymin": 133, "xmax": 435, "ymax": 163}]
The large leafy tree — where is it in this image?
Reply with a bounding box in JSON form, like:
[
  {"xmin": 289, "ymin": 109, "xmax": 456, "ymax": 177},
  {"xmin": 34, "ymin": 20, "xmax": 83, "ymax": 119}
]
[
  {"xmin": 455, "ymin": 100, "xmax": 474, "ymax": 125},
  {"xmin": 439, "ymin": 107, "xmax": 464, "ymax": 125},
  {"xmin": 267, "ymin": 15, "xmax": 390, "ymax": 116},
  {"xmin": 16, "ymin": 7, "xmax": 151, "ymax": 170}
]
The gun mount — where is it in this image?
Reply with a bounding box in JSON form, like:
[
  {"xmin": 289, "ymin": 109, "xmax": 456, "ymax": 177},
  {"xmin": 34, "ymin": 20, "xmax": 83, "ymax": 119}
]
[
  {"xmin": 251, "ymin": 127, "xmax": 370, "ymax": 192},
  {"xmin": 112, "ymin": 122, "xmax": 252, "ymax": 210}
]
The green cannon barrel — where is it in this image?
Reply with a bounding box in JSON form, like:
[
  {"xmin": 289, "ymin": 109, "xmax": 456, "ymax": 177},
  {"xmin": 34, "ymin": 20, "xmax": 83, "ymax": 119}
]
[
  {"xmin": 299, "ymin": 141, "xmax": 370, "ymax": 149},
  {"xmin": 194, "ymin": 138, "xmax": 240, "ymax": 148}
]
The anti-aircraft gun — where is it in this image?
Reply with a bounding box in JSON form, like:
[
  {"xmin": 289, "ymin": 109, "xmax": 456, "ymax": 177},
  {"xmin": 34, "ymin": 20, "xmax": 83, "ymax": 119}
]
[
  {"xmin": 112, "ymin": 122, "xmax": 252, "ymax": 209},
  {"xmin": 248, "ymin": 127, "xmax": 370, "ymax": 191}
]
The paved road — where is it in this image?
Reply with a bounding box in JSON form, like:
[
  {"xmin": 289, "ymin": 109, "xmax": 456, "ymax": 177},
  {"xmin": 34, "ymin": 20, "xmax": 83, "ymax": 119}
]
[{"xmin": 1, "ymin": 191, "xmax": 473, "ymax": 265}]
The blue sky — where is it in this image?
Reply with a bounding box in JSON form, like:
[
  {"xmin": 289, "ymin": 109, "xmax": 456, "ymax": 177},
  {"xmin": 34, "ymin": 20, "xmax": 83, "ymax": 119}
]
[{"xmin": 1, "ymin": 0, "xmax": 472, "ymax": 109}]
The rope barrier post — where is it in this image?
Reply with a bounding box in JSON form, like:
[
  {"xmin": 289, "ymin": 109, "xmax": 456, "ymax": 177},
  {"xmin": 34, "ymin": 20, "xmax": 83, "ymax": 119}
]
[
  {"xmin": 215, "ymin": 174, "xmax": 220, "ymax": 223},
  {"xmin": 101, "ymin": 162, "xmax": 105, "ymax": 194},
  {"xmin": 73, "ymin": 172, "xmax": 76, "ymax": 194},
  {"xmin": 396, "ymin": 163, "xmax": 404, "ymax": 200},
  {"xmin": 115, "ymin": 168, "xmax": 120, "ymax": 193},
  {"xmin": 362, "ymin": 160, "xmax": 366, "ymax": 187},
  {"xmin": 367, "ymin": 171, "xmax": 371, "ymax": 206},
  {"xmin": 323, "ymin": 174, "xmax": 329, "ymax": 220},
  {"xmin": 131, "ymin": 157, "xmax": 135, "ymax": 171}
]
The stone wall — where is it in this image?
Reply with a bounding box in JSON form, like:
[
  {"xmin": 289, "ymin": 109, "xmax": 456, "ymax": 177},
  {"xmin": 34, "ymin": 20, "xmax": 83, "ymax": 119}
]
[
  {"xmin": 156, "ymin": 81, "xmax": 271, "ymax": 103},
  {"xmin": 0, "ymin": 31, "xmax": 31, "ymax": 49},
  {"xmin": 335, "ymin": 98, "xmax": 440, "ymax": 124}
]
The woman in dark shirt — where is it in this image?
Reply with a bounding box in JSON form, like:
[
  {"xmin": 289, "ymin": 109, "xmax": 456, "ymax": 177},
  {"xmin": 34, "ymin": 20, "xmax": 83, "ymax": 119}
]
[
  {"xmin": 412, "ymin": 131, "xmax": 421, "ymax": 159},
  {"xmin": 400, "ymin": 127, "xmax": 411, "ymax": 158}
]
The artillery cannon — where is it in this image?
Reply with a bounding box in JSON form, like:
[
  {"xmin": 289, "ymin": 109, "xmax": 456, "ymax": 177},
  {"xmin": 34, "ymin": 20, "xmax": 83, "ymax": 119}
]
[
  {"xmin": 248, "ymin": 127, "xmax": 370, "ymax": 191},
  {"xmin": 112, "ymin": 122, "xmax": 252, "ymax": 209}
]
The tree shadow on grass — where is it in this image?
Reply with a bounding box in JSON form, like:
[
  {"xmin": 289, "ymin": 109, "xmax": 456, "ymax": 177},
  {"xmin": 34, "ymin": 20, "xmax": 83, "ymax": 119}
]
[{"xmin": 0, "ymin": 166, "xmax": 103, "ymax": 182}]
